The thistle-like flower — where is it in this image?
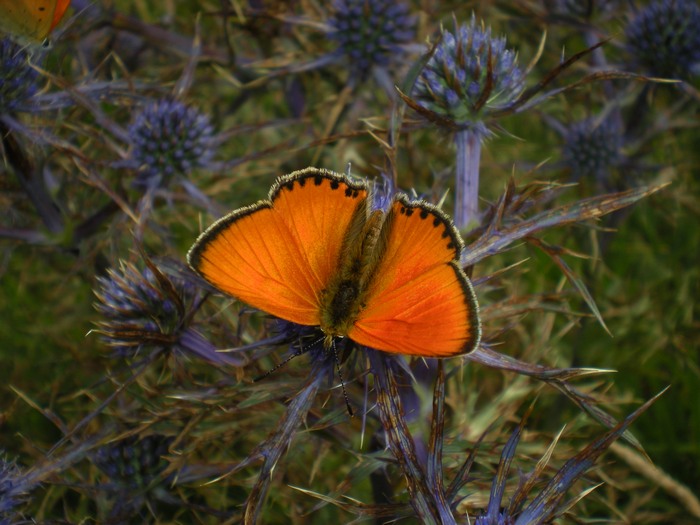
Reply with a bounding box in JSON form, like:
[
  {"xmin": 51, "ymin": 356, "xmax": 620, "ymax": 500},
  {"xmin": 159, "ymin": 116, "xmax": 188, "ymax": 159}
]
[
  {"xmin": 562, "ymin": 116, "xmax": 622, "ymax": 181},
  {"xmin": 93, "ymin": 434, "xmax": 174, "ymax": 490},
  {"xmin": 92, "ymin": 434, "xmax": 175, "ymax": 521},
  {"xmin": 128, "ymin": 99, "xmax": 215, "ymax": 189},
  {"xmin": 625, "ymin": 0, "xmax": 700, "ymax": 80},
  {"xmin": 412, "ymin": 16, "xmax": 525, "ymax": 228},
  {"xmin": 0, "ymin": 453, "xmax": 30, "ymax": 523},
  {"xmin": 550, "ymin": 0, "xmax": 619, "ymax": 20},
  {"xmin": 94, "ymin": 260, "xmax": 191, "ymax": 350},
  {"xmin": 328, "ymin": 0, "xmax": 415, "ymax": 78},
  {"xmin": 0, "ymin": 38, "xmax": 39, "ymax": 114},
  {"xmin": 414, "ymin": 16, "xmax": 525, "ymax": 128},
  {"xmin": 93, "ymin": 259, "xmax": 238, "ymax": 365}
]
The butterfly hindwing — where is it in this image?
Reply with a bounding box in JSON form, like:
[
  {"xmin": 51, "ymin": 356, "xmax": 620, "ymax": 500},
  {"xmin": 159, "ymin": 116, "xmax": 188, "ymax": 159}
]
[
  {"xmin": 188, "ymin": 168, "xmax": 368, "ymax": 327},
  {"xmin": 349, "ymin": 196, "xmax": 480, "ymax": 357}
]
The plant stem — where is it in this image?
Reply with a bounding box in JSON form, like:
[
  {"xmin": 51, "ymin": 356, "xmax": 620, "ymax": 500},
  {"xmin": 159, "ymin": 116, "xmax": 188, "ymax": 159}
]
[{"xmin": 454, "ymin": 128, "xmax": 482, "ymax": 229}]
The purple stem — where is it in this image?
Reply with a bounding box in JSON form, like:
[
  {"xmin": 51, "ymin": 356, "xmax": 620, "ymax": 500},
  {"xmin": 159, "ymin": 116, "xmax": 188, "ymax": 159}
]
[
  {"xmin": 179, "ymin": 328, "xmax": 245, "ymax": 366},
  {"xmin": 454, "ymin": 128, "xmax": 483, "ymax": 229}
]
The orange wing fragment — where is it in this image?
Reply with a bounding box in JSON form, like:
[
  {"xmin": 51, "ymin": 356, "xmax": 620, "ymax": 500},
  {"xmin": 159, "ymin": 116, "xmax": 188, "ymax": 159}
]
[
  {"xmin": 349, "ymin": 196, "xmax": 480, "ymax": 357},
  {"xmin": 0, "ymin": 0, "xmax": 71, "ymax": 43},
  {"xmin": 50, "ymin": 0, "xmax": 71, "ymax": 33},
  {"xmin": 188, "ymin": 168, "xmax": 368, "ymax": 327}
]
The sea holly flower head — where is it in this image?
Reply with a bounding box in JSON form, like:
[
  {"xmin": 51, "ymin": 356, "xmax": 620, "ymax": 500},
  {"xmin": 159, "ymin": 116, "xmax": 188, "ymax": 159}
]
[
  {"xmin": 93, "ymin": 434, "xmax": 174, "ymax": 490},
  {"xmin": 0, "ymin": 453, "xmax": 29, "ymax": 521},
  {"xmin": 414, "ymin": 16, "xmax": 525, "ymax": 127},
  {"xmin": 94, "ymin": 260, "xmax": 192, "ymax": 351},
  {"xmin": 562, "ymin": 116, "xmax": 622, "ymax": 181},
  {"xmin": 328, "ymin": 0, "xmax": 416, "ymax": 77},
  {"xmin": 95, "ymin": 261, "xmax": 198, "ymax": 353},
  {"xmin": 92, "ymin": 434, "xmax": 176, "ymax": 521},
  {"xmin": 551, "ymin": 0, "xmax": 619, "ymax": 20},
  {"xmin": 128, "ymin": 99, "xmax": 215, "ymax": 189},
  {"xmin": 625, "ymin": 0, "xmax": 700, "ymax": 80},
  {"xmin": 93, "ymin": 258, "xmax": 248, "ymax": 366},
  {"xmin": 0, "ymin": 38, "xmax": 39, "ymax": 114}
]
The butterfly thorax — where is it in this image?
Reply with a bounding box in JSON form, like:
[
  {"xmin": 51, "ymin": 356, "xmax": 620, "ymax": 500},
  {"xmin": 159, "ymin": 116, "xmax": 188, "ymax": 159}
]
[
  {"xmin": 319, "ymin": 209, "xmax": 387, "ymax": 340},
  {"xmin": 322, "ymin": 278, "xmax": 361, "ymax": 336}
]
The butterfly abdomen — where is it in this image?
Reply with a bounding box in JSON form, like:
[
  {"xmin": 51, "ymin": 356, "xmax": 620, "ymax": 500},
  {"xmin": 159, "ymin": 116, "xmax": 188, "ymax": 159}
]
[{"xmin": 318, "ymin": 206, "xmax": 385, "ymax": 338}]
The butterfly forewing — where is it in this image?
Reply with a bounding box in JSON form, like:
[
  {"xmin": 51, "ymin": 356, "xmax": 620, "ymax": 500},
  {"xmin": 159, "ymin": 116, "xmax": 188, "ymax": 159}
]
[
  {"xmin": 188, "ymin": 168, "xmax": 368, "ymax": 327},
  {"xmin": 51, "ymin": 0, "xmax": 70, "ymax": 33},
  {"xmin": 349, "ymin": 196, "xmax": 480, "ymax": 357},
  {"xmin": 0, "ymin": 0, "xmax": 62, "ymax": 42},
  {"xmin": 271, "ymin": 169, "xmax": 368, "ymax": 291}
]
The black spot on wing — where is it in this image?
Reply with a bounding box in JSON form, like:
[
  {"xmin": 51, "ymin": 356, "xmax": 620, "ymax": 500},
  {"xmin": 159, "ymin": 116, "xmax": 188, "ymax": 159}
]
[
  {"xmin": 394, "ymin": 194, "xmax": 465, "ymax": 258},
  {"xmin": 269, "ymin": 167, "xmax": 368, "ymax": 203}
]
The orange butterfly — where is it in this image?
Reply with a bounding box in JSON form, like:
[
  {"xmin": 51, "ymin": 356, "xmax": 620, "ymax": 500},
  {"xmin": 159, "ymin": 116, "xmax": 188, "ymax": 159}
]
[
  {"xmin": 188, "ymin": 168, "xmax": 481, "ymax": 357},
  {"xmin": 0, "ymin": 0, "xmax": 71, "ymax": 45}
]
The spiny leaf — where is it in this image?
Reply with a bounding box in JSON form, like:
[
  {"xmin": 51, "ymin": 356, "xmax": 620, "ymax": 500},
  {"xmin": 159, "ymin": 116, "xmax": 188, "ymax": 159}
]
[
  {"xmin": 490, "ymin": 39, "xmax": 611, "ymax": 119},
  {"xmin": 526, "ymin": 236, "xmax": 611, "ymax": 335},
  {"xmin": 513, "ymin": 388, "xmax": 668, "ymax": 524},
  {"xmin": 369, "ymin": 351, "xmax": 452, "ymax": 523},
  {"xmin": 467, "ymin": 346, "xmax": 648, "ymax": 450},
  {"xmin": 463, "ymin": 183, "xmax": 669, "ymax": 266},
  {"xmin": 509, "ymin": 70, "xmax": 679, "ymax": 116},
  {"xmin": 242, "ymin": 368, "xmax": 327, "ymax": 525}
]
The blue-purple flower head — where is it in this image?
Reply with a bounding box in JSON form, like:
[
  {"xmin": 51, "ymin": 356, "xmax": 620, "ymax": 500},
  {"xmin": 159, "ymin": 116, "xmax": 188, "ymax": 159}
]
[
  {"xmin": 94, "ymin": 434, "xmax": 174, "ymax": 490},
  {"xmin": 328, "ymin": 0, "xmax": 415, "ymax": 76},
  {"xmin": 0, "ymin": 38, "xmax": 39, "ymax": 113},
  {"xmin": 562, "ymin": 116, "xmax": 622, "ymax": 181},
  {"xmin": 0, "ymin": 453, "xmax": 31, "ymax": 523},
  {"xmin": 94, "ymin": 260, "xmax": 195, "ymax": 352},
  {"xmin": 128, "ymin": 99, "xmax": 214, "ymax": 188},
  {"xmin": 414, "ymin": 16, "xmax": 525, "ymax": 126},
  {"xmin": 625, "ymin": 0, "xmax": 700, "ymax": 80},
  {"xmin": 553, "ymin": 0, "xmax": 619, "ymax": 19}
]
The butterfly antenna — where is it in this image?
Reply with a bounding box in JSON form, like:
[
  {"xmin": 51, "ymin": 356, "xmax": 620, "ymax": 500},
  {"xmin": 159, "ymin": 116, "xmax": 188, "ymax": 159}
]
[
  {"xmin": 253, "ymin": 335, "xmax": 325, "ymax": 382},
  {"xmin": 331, "ymin": 340, "xmax": 354, "ymax": 417},
  {"xmin": 253, "ymin": 349, "xmax": 303, "ymax": 382}
]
